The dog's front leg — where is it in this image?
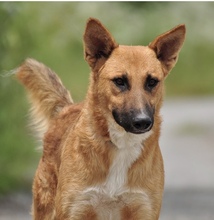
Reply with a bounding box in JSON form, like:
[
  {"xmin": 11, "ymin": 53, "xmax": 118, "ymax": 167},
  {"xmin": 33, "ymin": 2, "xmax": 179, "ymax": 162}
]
[
  {"xmin": 55, "ymin": 190, "xmax": 98, "ymax": 220},
  {"xmin": 120, "ymin": 192, "xmax": 161, "ymax": 220},
  {"xmin": 63, "ymin": 205, "xmax": 98, "ymax": 220},
  {"xmin": 32, "ymin": 159, "xmax": 57, "ymax": 220}
]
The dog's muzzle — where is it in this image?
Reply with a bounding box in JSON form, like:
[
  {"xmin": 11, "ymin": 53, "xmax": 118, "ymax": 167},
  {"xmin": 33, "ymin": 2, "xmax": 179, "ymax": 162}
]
[{"xmin": 112, "ymin": 107, "xmax": 154, "ymax": 134}]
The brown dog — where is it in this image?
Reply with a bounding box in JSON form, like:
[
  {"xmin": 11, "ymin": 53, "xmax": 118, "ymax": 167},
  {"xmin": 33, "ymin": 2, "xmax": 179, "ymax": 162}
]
[{"xmin": 17, "ymin": 18, "xmax": 185, "ymax": 220}]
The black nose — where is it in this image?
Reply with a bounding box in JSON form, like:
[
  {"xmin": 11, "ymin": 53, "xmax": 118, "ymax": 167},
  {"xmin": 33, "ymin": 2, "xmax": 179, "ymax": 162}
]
[
  {"xmin": 112, "ymin": 108, "xmax": 154, "ymax": 134},
  {"xmin": 132, "ymin": 115, "xmax": 153, "ymax": 133}
]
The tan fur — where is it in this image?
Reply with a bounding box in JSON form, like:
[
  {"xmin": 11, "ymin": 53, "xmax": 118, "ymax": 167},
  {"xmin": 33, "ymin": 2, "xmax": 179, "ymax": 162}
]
[
  {"xmin": 16, "ymin": 18, "xmax": 186, "ymax": 220},
  {"xmin": 17, "ymin": 59, "xmax": 73, "ymax": 139}
]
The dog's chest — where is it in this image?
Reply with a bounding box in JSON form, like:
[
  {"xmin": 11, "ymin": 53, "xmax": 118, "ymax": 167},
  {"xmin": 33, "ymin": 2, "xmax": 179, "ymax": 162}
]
[
  {"xmin": 101, "ymin": 124, "xmax": 152, "ymax": 196},
  {"xmin": 85, "ymin": 142, "xmax": 141, "ymax": 193},
  {"xmin": 82, "ymin": 132, "xmax": 149, "ymax": 219},
  {"xmin": 103, "ymin": 143, "xmax": 141, "ymax": 196}
]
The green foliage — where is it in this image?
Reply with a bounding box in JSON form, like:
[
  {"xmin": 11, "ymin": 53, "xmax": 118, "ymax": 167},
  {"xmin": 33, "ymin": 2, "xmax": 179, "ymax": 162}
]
[{"xmin": 1, "ymin": 2, "xmax": 214, "ymax": 193}]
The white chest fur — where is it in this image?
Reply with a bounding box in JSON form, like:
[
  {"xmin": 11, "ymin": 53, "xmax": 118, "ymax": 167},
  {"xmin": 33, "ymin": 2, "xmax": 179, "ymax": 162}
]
[
  {"xmin": 79, "ymin": 125, "xmax": 152, "ymax": 219},
  {"xmin": 106, "ymin": 124, "xmax": 152, "ymax": 196},
  {"xmin": 80, "ymin": 127, "xmax": 152, "ymax": 219},
  {"xmin": 84, "ymin": 122, "xmax": 152, "ymax": 198},
  {"xmin": 104, "ymin": 138, "xmax": 141, "ymax": 197}
]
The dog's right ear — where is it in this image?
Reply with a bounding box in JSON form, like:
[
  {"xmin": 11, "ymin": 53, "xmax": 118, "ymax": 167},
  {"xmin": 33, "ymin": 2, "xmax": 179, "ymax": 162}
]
[{"xmin": 83, "ymin": 18, "xmax": 118, "ymax": 72}]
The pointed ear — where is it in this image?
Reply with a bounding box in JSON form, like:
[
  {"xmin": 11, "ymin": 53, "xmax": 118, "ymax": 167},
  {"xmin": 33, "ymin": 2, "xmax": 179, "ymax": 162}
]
[
  {"xmin": 83, "ymin": 18, "xmax": 118, "ymax": 72},
  {"xmin": 149, "ymin": 24, "xmax": 186, "ymax": 76}
]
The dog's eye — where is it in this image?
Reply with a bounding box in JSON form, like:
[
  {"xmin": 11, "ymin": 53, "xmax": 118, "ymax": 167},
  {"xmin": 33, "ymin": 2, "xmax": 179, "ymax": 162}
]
[
  {"xmin": 114, "ymin": 78, "xmax": 125, "ymax": 86},
  {"xmin": 145, "ymin": 76, "xmax": 159, "ymax": 91},
  {"xmin": 112, "ymin": 76, "xmax": 129, "ymax": 91},
  {"xmin": 148, "ymin": 78, "xmax": 158, "ymax": 87}
]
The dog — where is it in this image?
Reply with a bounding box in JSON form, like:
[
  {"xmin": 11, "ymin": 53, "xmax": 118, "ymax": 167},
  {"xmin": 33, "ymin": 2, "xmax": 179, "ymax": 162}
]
[{"xmin": 16, "ymin": 18, "xmax": 185, "ymax": 220}]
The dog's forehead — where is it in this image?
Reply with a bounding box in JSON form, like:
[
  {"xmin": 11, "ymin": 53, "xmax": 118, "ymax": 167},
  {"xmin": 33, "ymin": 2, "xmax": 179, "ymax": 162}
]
[
  {"xmin": 104, "ymin": 45, "xmax": 163, "ymax": 78},
  {"xmin": 112, "ymin": 45, "xmax": 158, "ymax": 65}
]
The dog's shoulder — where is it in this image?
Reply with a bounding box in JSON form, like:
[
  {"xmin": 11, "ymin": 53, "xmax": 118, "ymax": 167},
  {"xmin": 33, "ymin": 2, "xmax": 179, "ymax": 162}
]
[{"xmin": 42, "ymin": 102, "xmax": 84, "ymax": 162}]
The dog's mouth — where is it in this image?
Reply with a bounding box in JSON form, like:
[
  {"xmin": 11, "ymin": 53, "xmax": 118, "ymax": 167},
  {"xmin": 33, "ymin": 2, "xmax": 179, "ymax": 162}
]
[{"xmin": 112, "ymin": 109, "xmax": 154, "ymax": 134}]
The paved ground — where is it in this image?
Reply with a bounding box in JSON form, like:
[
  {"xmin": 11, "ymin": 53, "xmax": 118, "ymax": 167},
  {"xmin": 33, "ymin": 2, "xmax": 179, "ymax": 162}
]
[
  {"xmin": 1, "ymin": 97, "xmax": 214, "ymax": 219},
  {"xmin": 160, "ymin": 97, "xmax": 214, "ymax": 220}
]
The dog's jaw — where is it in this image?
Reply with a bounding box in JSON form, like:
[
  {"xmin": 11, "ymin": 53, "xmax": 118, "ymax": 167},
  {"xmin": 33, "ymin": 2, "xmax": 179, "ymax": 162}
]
[{"xmin": 108, "ymin": 118, "xmax": 153, "ymax": 150}]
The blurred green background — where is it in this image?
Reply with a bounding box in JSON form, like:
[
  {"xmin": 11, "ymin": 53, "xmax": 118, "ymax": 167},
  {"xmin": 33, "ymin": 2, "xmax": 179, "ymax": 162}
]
[{"xmin": 0, "ymin": 2, "xmax": 214, "ymax": 194}]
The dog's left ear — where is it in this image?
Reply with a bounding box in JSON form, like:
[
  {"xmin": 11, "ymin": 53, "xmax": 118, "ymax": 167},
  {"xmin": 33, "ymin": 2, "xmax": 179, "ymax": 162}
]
[
  {"xmin": 83, "ymin": 18, "xmax": 118, "ymax": 72},
  {"xmin": 149, "ymin": 24, "xmax": 186, "ymax": 77}
]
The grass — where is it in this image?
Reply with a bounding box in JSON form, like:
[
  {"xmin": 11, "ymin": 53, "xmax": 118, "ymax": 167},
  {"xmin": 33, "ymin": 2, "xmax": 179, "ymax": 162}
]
[
  {"xmin": 165, "ymin": 44, "xmax": 214, "ymax": 96},
  {"xmin": 1, "ymin": 2, "xmax": 214, "ymax": 194},
  {"xmin": 0, "ymin": 78, "xmax": 41, "ymax": 194}
]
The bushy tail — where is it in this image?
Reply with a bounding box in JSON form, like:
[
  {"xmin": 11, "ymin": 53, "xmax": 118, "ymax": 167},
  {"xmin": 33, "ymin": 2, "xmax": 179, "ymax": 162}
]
[{"xmin": 16, "ymin": 58, "xmax": 73, "ymax": 139}]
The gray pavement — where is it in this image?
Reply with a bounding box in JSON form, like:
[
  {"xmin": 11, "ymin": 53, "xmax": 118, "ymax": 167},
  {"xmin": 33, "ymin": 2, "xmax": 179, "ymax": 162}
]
[
  {"xmin": 1, "ymin": 97, "xmax": 214, "ymax": 219},
  {"xmin": 0, "ymin": 192, "xmax": 31, "ymax": 220},
  {"xmin": 160, "ymin": 97, "xmax": 214, "ymax": 220}
]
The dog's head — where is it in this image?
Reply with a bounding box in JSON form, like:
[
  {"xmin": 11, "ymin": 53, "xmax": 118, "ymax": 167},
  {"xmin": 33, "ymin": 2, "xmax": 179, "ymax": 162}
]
[{"xmin": 84, "ymin": 18, "xmax": 185, "ymax": 134}]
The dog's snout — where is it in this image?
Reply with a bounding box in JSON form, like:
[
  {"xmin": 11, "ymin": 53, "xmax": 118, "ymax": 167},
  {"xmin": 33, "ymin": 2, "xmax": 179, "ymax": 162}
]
[
  {"xmin": 132, "ymin": 115, "xmax": 153, "ymax": 132},
  {"xmin": 112, "ymin": 107, "xmax": 154, "ymax": 134}
]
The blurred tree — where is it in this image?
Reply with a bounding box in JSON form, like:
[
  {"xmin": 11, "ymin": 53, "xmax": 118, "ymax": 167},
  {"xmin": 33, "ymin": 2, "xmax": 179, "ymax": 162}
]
[
  {"xmin": 0, "ymin": 3, "xmax": 18, "ymax": 70},
  {"xmin": 123, "ymin": 2, "xmax": 168, "ymax": 11},
  {"xmin": 0, "ymin": 3, "xmax": 39, "ymax": 194}
]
